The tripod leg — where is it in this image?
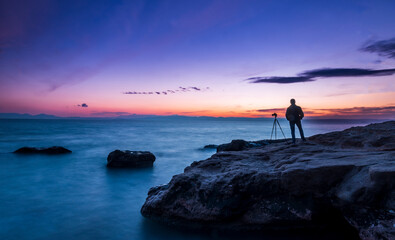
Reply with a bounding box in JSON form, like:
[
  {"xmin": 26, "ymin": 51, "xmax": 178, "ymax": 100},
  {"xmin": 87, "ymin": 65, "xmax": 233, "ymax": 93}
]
[
  {"xmin": 277, "ymin": 120, "xmax": 288, "ymax": 142},
  {"xmin": 275, "ymin": 120, "xmax": 277, "ymax": 139},
  {"xmin": 270, "ymin": 119, "xmax": 276, "ymax": 140}
]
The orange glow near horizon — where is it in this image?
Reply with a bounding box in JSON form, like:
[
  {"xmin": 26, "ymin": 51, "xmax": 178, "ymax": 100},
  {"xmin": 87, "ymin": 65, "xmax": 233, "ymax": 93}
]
[
  {"xmin": 2, "ymin": 78, "xmax": 393, "ymax": 119},
  {"xmin": 3, "ymin": 102, "xmax": 393, "ymax": 119}
]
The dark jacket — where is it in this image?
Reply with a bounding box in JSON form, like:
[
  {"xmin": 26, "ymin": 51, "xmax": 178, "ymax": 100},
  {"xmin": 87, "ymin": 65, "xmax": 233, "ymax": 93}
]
[{"xmin": 286, "ymin": 104, "xmax": 304, "ymax": 122}]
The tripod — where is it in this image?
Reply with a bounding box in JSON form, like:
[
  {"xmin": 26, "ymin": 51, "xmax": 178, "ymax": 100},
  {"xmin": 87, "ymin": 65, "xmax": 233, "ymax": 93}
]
[{"xmin": 270, "ymin": 113, "xmax": 287, "ymax": 141}]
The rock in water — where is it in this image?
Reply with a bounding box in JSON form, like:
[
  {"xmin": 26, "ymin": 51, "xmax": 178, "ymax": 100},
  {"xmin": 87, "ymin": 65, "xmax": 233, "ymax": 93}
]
[
  {"xmin": 14, "ymin": 146, "xmax": 72, "ymax": 154},
  {"xmin": 141, "ymin": 121, "xmax": 395, "ymax": 240},
  {"xmin": 107, "ymin": 150, "xmax": 155, "ymax": 168}
]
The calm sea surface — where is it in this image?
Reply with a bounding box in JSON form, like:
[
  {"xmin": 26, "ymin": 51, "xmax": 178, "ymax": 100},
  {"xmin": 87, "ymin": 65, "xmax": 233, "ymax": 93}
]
[{"xmin": 0, "ymin": 118, "xmax": 383, "ymax": 240}]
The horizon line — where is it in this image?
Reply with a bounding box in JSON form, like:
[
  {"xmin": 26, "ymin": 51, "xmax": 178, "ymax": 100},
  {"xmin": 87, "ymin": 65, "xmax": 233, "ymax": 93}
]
[{"xmin": 0, "ymin": 112, "xmax": 392, "ymax": 121}]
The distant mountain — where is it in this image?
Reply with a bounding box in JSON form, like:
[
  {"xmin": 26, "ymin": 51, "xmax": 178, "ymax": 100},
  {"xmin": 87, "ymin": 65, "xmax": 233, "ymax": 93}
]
[
  {"xmin": 0, "ymin": 113, "xmax": 61, "ymax": 119},
  {"xmin": 116, "ymin": 114, "xmax": 220, "ymax": 120},
  {"xmin": 0, "ymin": 113, "xmax": 386, "ymax": 121},
  {"xmin": 0, "ymin": 113, "xmax": 214, "ymax": 120},
  {"xmin": 116, "ymin": 114, "xmax": 160, "ymax": 119}
]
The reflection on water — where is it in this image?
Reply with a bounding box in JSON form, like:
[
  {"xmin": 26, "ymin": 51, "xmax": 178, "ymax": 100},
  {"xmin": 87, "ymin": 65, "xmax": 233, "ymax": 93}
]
[{"xmin": 0, "ymin": 118, "xmax": 380, "ymax": 239}]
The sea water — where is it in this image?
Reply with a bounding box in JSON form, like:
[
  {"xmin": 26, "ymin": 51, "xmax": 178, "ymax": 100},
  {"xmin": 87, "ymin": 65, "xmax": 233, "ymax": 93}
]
[{"xmin": 0, "ymin": 118, "xmax": 381, "ymax": 240}]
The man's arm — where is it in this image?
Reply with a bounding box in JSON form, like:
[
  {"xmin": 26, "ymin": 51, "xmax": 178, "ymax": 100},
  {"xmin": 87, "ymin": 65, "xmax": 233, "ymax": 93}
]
[
  {"xmin": 285, "ymin": 107, "xmax": 290, "ymax": 120},
  {"xmin": 298, "ymin": 107, "xmax": 304, "ymax": 119}
]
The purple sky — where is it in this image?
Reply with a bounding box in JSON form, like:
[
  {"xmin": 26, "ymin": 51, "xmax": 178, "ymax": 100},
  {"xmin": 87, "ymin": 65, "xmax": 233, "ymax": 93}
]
[{"xmin": 0, "ymin": 0, "xmax": 394, "ymax": 118}]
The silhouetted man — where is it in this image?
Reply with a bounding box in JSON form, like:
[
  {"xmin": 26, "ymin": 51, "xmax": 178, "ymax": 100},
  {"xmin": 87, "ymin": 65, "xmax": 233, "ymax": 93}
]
[{"xmin": 286, "ymin": 99, "xmax": 306, "ymax": 144}]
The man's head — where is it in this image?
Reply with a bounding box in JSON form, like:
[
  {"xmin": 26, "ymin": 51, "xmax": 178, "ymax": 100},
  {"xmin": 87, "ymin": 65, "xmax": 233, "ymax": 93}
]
[{"xmin": 290, "ymin": 98, "xmax": 296, "ymax": 105}]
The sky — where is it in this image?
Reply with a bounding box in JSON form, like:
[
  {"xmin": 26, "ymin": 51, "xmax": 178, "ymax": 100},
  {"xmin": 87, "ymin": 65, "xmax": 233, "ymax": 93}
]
[{"xmin": 0, "ymin": 0, "xmax": 394, "ymax": 118}]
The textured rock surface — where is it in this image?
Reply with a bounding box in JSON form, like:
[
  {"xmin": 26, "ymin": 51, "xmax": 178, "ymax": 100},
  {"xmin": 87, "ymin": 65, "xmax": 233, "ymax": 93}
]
[
  {"xmin": 216, "ymin": 139, "xmax": 256, "ymax": 152},
  {"xmin": 309, "ymin": 122, "xmax": 395, "ymax": 151},
  {"xmin": 141, "ymin": 121, "xmax": 395, "ymax": 239},
  {"xmin": 14, "ymin": 146, "xmax": 72, "ymax": 154},
  {"xmin": 217, "ymin": 139, "xmax": 287, "ymax": 152},
  {"xmin": 107, "ymin": 150, "xmax": 155, "ymax": 168}
]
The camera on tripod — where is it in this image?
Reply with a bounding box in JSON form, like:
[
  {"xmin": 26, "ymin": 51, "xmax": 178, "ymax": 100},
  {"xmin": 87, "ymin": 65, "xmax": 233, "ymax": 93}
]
[{"xmin": 270, "ymin": 112, "xmax": 287, "ymax": 142}]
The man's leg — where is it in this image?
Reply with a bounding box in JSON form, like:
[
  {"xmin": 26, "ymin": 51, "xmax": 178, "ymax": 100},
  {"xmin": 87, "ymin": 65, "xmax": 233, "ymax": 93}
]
[
  {"xmin": 296, "ymin": 121, "xmax": 306, "ymax": 141},
  {"xmin": 289, "ymin": 121, "xmax": 296, "ymax": 144}
]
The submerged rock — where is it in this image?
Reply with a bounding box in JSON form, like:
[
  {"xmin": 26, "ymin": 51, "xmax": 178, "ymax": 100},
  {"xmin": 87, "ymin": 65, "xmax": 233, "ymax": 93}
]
[
  {"xmin": 141, "ymin": 121, "xmax": 395, "ymax": 240},
  {"xmin": 107, "ymin": 150, "xmax": 155, "ymax": 168},
  {"xmin": 14, "ymin": 146, "xmax": 72, "ymax": 154}
]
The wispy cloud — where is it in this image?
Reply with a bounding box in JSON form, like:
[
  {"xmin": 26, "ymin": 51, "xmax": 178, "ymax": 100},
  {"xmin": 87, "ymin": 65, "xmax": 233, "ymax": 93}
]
[
  {"xmin": 124, "ymin": 86, "xmax": 209, "ymax": 95},
  {"xmin": 179, "ymin": 110, "xmax": 211, "ymax": 114},
  {"xmin": 250, "ymin": 106, "xmax": 395, "ymax": 118},
  {"xmin": 47, "ymin": 67, "xmax": 100, "ymax": 92},
  {"xmin": 314, "ymin": 106, "xmax": 395, "ymax": 115},
  {"xmin": 360, "ymin": 37, "xmax": 395, "ymax": 59}
]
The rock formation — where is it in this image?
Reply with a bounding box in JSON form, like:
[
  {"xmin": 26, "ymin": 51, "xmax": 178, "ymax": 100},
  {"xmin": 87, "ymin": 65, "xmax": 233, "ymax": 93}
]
[
  {"xmin": 107, "ymin": 150, "xmax": 155, "ymax": 168},
  {"xmin": 202, "ymin": 144, "xmax": 218, "ymax": 150},
  {"xmin": 14, "ymin": 146, "xmax": 72, "ymax": 154},
  {"xmin": 141, "ymin": 121, "xmax": 395, "ymax": 240}
]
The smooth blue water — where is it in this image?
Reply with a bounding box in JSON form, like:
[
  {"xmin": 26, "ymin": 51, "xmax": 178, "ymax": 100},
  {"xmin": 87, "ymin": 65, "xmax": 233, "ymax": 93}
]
[{"xmin": 0, "ymin": 118, "xmax": 382, "ymax": 240}]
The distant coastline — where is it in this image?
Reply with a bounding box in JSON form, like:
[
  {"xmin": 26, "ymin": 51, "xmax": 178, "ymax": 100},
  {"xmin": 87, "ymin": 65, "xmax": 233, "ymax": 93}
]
[{"xmin": 0, "ymin": 113, "xmax": 391, "ymax": 124}]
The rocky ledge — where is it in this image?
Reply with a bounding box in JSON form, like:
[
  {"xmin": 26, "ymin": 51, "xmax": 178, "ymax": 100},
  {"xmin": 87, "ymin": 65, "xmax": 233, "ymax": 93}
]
[
  {"xmin": 141, "ymin": 121, "xmax": 395, "ymax": 240},
  {"xmin": 14, "ymin": 146, "xmax": 72, "ymax": 154}
]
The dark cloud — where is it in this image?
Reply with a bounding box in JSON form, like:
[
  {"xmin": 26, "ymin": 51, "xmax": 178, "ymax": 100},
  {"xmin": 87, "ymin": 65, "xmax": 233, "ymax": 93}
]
[
  {"xmin": 247, "ymin": 76, "xmax": 313, "ymax": 84},
  {"xmin": 247, "ymin": 67, "xmax": 395, "ymax": 84},
  {"xmin": 247, "ymin": 37, "xmax": 395, "ymax": 84},
  {"xmin": 315, "ymin": 106, "xmax": 395, "ymax": 115},
  {"xmin": 301, "ymin": 68, "xmax": 395, "ymax": 78},
  {"xmin": 77, "ymin": 103, "xmax": 88, "ymax": 107},
  {"xmin": 253, "ymin": 108, "xmax": 286, "ymax": 113},
  {"xmin": 124, "ymin": 86, "xmax": 209, "ymax": 95},
  {"xmin": 360, "ymin": 38, "xmax": 395, "ymax": 59}
]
